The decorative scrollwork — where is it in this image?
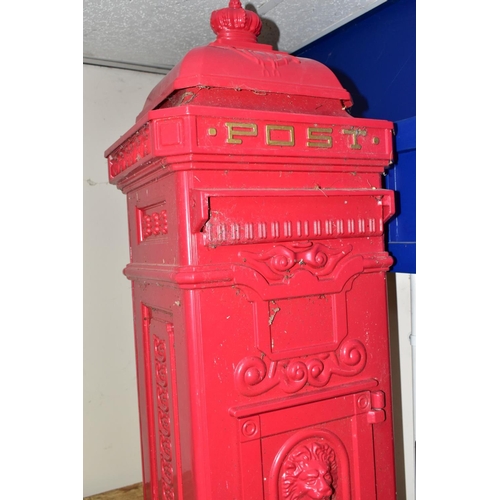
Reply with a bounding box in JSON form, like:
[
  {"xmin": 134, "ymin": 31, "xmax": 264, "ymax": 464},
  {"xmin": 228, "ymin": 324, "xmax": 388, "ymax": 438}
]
[
  {"xmin": 234, "ymin": 339, "xmax": 367, "ymax": 397},
  {"xmin": 269, "ymin": 247, "xmax": 296, "ymax": 273},
  {"xmin": 282, "ymin": 360, "xmax": 309, "ymax": 393},
  {"xmin": 153, "ymin": 334, "xmax": 175, "ymax": 498},
  {"xmin": 239, "ymin": 242, "xmax": 352, "ymax": 281},
  {"xmin": 339, "ymin": 339, "xmax": 365, "ymax": 369},
  {"xmin": 154, "ymin": 336, "xmax": 167, "ymax": 362}
]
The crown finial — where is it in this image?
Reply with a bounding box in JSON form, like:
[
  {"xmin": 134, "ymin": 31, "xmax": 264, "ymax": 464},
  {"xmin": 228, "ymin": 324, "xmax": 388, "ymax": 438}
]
[{"xmin": 210, "ymin": 0, "xmax": 262, "ymax": 45}]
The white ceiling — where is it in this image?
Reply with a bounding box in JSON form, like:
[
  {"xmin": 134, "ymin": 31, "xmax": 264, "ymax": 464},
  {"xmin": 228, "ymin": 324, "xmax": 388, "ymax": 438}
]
[{"xmin": 83, "ymin": 0, "xmax": 386, "ymax": 74}]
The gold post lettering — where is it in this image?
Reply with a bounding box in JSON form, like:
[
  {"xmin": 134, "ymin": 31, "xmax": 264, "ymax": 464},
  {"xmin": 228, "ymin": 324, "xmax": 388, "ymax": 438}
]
[
  {"xmin": 225, "ymin": 122, "xmax": 258, "ymax": 144},
  {"xmin": 307, "ymin": 127, "xmax": 333, "ymax": 148},
  {"xmin": 342, "ymin": 128, "xmax": 367, "ymax": 150},
  {"xmin": 266, "ymin": 125, "xmax": 295, "ymax": 146}
]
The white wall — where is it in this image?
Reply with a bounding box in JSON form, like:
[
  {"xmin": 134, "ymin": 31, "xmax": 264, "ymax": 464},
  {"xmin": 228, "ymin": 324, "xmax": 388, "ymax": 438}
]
[
  {"xmin": 389, "ymin": 273, "xmax": 416, "ymax": 500},
  {"xmin": 83, "ymin": 64, "xmax": 164, "ymax": 497},
  {"xmin": 83, "ymin": 63, "xmax": 415, "ymax": 498}
]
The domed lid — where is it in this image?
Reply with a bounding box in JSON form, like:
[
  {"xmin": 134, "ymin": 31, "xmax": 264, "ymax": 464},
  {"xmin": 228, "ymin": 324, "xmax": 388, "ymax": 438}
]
[{"xmin": 136, "ymin": 0, "xmax": 352, "ymax": 122}]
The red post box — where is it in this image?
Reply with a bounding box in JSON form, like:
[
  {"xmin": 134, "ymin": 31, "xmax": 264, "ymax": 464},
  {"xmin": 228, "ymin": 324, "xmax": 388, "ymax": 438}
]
[{"xmin": 104, "ymin": 2, "xmax": 397, "ymax": 499}]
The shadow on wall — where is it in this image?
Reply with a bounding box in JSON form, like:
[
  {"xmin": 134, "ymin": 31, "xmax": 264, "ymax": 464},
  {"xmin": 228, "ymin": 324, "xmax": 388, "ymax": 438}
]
[
  {"xmin": 331, "ymin": 68, "xmax": 369, "ymax": 117},
  {"xmin": 245, "ymin": 2, "xmax": 281, "ymax": 51}
]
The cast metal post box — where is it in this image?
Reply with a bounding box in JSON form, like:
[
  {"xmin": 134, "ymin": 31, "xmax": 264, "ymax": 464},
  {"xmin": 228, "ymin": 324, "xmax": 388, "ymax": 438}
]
[{"xmin": 104, "ymin": 1, "xmax": 397, "ymax": 499}]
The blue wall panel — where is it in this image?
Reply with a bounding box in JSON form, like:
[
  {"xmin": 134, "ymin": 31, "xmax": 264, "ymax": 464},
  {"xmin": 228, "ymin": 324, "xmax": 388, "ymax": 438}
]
[{"xmin": 386, "ymin": 116, "xmax": 416, "ymax": 273}]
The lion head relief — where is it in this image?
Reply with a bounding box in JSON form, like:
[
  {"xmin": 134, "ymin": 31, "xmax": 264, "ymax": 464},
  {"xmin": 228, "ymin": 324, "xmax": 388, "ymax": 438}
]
[{"xmin": 281, "ymin": 440, "xmax": 337, "ymax": 500}]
